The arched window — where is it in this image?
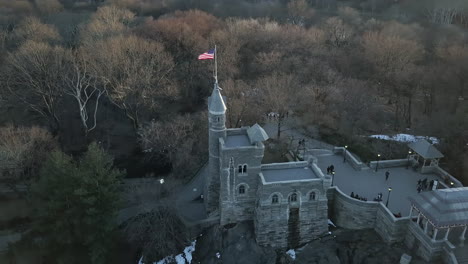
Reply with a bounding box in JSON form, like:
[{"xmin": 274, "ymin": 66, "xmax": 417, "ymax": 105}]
[
  {"xmin": 289, "ymin": 193, "xmax": 297, "ymax": 202},
  {"xmin": 238, "ymin": 165, "xmax": 243, "ymax": 173},
  {"xmin": 243, "ymin": 165, "xmax": 247, "ymax": 173},
  {"xmin": 309, "ymin": 192, "xmax": 316, "ymax": 201},
  {"xmin": 272, "ymin": 194, "xmax": 279, "ymax": 204},
  {"xmin": 239, "ymin": 185, "xmax": 245, "ymax": 194}
]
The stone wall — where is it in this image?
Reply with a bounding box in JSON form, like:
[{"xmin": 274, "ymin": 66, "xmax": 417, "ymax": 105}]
[
  {"xmin": 405, "ymin": 221, "xmax": 445, "ymax": 262},
  {"xmin": 218, "ymin": 135, "xmax": 265, "ymax": 226},
  {"xmin": 329, "ymin": 187, "xmax": 379, "ymax": 229},
  {"xmin": 328, "ymin": 187, "xmax": 409, "ymax": 244},
  {"xmin": 254, "ymin": 179, "xmax": 328, "ymax": 248},
  {"xmin": 374, "ymin": 205, "xmax": 409, "ymax": 243},
  {"xmin": 369, "ymin": 159, "xmax": 410, "ymax": 169},
  {"xmin": 333, "ymin": 147, "xmax": 366, "ymax": 170}
]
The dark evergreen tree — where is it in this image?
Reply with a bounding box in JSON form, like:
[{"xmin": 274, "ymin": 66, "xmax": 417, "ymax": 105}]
[{"xmin": 32, "ymin": 142, "xmax": 123, "ymax": 264}]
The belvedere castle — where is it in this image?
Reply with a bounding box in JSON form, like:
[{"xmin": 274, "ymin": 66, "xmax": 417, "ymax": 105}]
[
  {"xmin": 204, "ymin": 81, "xmax": 332, "ymax": 248},
  {"xmin": 201, "ymin": 81, "xmax": 468, "ymax": 263}
]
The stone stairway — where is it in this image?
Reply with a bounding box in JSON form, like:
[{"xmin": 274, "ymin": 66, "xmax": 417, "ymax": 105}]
[
  {"xmin": 455, "ymin": 246, "xmax": 468, "ymax": 264},
  {"xmin": 288, "ymin": 208, "xmax": 300, "ymax": 248}
]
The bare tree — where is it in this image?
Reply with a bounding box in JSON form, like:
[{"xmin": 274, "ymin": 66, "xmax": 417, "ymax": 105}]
[
  {"xmin": 79, "ymin": 5, "xmax": 135, "ymax": 44},
  {"xmin": 436, "ymin": 44, "xmax": 468, "ymax": 103},
  {"xmin": 138, "ymin": 113, "xmax": 207, "ymax": 178},
  {"xmin": 83, "ymin": 35, "xmax": 176, "ymax": 128},
  {"xmin": 362, "ymin": 31, "xmax": 424, "ymax": 128},
  {"xmin": 222, "ymin": 79, "xmax": 262, "ymax": 128},
  {"xmin": 63, "ymin": 51, "xmax": 106, "ymax": 135},
  {"xmin": 323, "ymin": 17, "xmax": 353, "ymax": 48},
  {"xmin": 287, "ymin": 0, "xmax": 315, "ymax": 25},
  {"xmin": 256, "ymin": 74, "xmax": 298, "ymax": 139},
  {"xmin": 124, "ymin": 206, "xmax": 188, "ymax": 263},
  {"xmin": 4, "ymin": 41, "xmax": 70, "ymax": 132},
  {"xmin": 12, "ymin": 16, "xmax": 61, "ymax": 44},
  {"xmin": 0, "ymin": 125, "xmax": 57, "ymax": 193}
]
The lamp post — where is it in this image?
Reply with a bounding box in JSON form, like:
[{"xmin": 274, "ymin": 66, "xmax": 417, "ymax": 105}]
[
  {"xmin": 343, "ymin": 145, "xmax": 348, "ymax": 163},
  {"xmin": 406, "ymin": 150, "xmax": 412, "ymax": 169},
  {"xmin": 450, "ymin": 182, "xmax": 454, "ymax": 188},
  {"xmin": 386, "ymin": 187, "xmax": 392, "ymax": 207},
  {"xmin": 331, "ymin": 171, "xmax": 335, "ymax": 186},
  {"xmin": 375, "ymin": 154, "xmax": 381, "ymax": 172}
]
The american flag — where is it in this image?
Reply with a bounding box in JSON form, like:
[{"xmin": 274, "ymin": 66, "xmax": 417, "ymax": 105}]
[{"xmin": 198, "ymin": 49, "xmax": 215, "ymax": 60}]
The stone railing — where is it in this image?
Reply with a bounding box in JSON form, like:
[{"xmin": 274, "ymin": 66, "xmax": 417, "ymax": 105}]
[
  {"xmin": 333, "ymin": 147, "xmax": 367, "ymax": 170},
  {"xmin": 328, "ymin": 186, "xmax": 409, "ymax": 243},
  {"xmin": 369, "ymin": 159, "xmax": 409, "ymax": 170},
  {"xmin": 427, "ymin": 166, "xmax": 463, "ymax": 188},
  {"xmin": 261, "ymin": 161, "xmax": 309, "ymax": 170},
  {"xmin": 226, "ymin": 127, "xmax": 247, "ymax": 135}
]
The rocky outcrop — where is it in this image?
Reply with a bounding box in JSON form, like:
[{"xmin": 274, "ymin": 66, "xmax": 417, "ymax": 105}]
[
  {"xmin": 192, "ymin": 221, "xmax": 276, "ymax": 264},
  {"xmin": 194, "ymin": 222, "xmax": 429, "ymax": 264}
]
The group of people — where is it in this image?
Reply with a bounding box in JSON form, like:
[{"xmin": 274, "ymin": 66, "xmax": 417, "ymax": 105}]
[
  {"xmin": 350, "ymin": 192, "xmax": 367, "ymax": 201},
  {"xmin": 326, "ymin": 165, "xmax": 335, "ymax": 174},
  {"xmin": 417, "ymin": 178, "xmax": 435, "ymax": 193}
]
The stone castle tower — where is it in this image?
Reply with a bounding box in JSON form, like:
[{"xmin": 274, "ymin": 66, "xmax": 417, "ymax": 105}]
[
  {"xmin": 205, "ymin": 81, "xmax": 227, "ymax": 213},
  {"xmin": 204, "ymin": 81, "xmax": 329, "ymax": 248}
]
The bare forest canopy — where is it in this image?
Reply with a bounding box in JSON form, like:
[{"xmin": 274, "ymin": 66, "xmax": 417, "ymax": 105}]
[{"xmin": 0, "ymin": 0, "xmax": 466, "ymax": 184}]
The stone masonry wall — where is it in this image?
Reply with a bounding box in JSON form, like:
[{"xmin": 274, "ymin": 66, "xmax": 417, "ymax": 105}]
[
  {"xmin": 219, "ymin": 137, "xmax": 264, "ymax": 226},
  {"xmin": 329, "ymin": 187, "xmax": 379, "ymax": 229},
  {"xmin": 329, "ymin": 187, "xmax": 412, "ymax": 244},
  {"xmin": 255, "ymin": 179, "xmax": 328, "ymax": 248},
  {"xmin": 375, "ymin": 205, "xmax": 409, "ymax": 243}
]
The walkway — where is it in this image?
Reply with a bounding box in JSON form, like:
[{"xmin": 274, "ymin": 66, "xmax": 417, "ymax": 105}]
[
  {"xmin": 316, "ymin": 153, "xmax": 439, "ymax": 216},
  {"xmin": 261, "ymin": 120, "xmax": 440, "ymax": 217},
  {"xmin": 117, "ymin": 165, "xmax": 207, "ymax": 225}
]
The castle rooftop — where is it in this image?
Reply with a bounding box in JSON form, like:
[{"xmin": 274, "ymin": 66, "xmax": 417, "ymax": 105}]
[
  {"xmin": 260, "ymin": 163, "xmax": 318, "ymax": 183},
  {"xmin": 225, "ymin": 134, "xmax": 252, "ymax": 147},
  {"xmin": 409, "ymin": 187, "xmax": 468, "ymax": 227}
]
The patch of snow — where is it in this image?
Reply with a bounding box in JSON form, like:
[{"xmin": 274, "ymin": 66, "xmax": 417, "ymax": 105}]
[
  {"xmin": 286, "ymin": 249, "xmax": 296, "ymax": 260},
  {"xmin": 175, "ymin": 254, "xmax": 185, "ymax": 264},
  {"xmin": 216, "ymin": 252, "xmax": 221, "ymax": 259},
  {"xmin": 327, "ymin": 219, "xmax": 336, "ymax": 227},
  {"xmin": 156, "ymin": 256, "xmax": 174, "ymax": 264},
  {"xmin": 141, "ymin": 240, "xmax": 197, "ymax": 264},
  {"xmin": 183, "ymin": 240, "xmax": 196, "ymax": 263},
  {"xmin": 369, "ymin": 134, "xmax": 439, "ymax": 144}
]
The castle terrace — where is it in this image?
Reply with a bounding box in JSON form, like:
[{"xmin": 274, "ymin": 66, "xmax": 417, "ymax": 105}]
[{"xmin": 260, "ymin": 165, "xmax": 318, "ymax": 183}]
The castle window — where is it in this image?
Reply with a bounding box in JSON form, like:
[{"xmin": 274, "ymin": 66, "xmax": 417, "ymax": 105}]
[
  {"xmin": 217, "ymin": 117, "xmax": 220, "ymax": 122},
  {"xmin": 272, "ymin": 194, "xmax": 279, "ymax": 204},
  {"xmin": 238, "ymin": 164, "xmax": 247, "ymax": 175},
  {"xmin": 310, "ymin": 192, "xmax": 316, "ymax": 201},
  {"xmin": 289, "ymin": 193, "xmax": 297, "ymax": 202},
  {"xmin": 239, "ymin": 185, "xmax": 245, "ymax": 194}
]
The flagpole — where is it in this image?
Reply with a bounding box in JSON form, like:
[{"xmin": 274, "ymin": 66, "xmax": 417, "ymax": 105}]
[{"xmin": 214, "ymin": 45, "xmax": 218, "ymax": 83}]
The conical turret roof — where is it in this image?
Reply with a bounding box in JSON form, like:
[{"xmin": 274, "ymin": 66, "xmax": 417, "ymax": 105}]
[{"xmin": 208, "ymin": 81, "xmax": 226, "ymax": 115}]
